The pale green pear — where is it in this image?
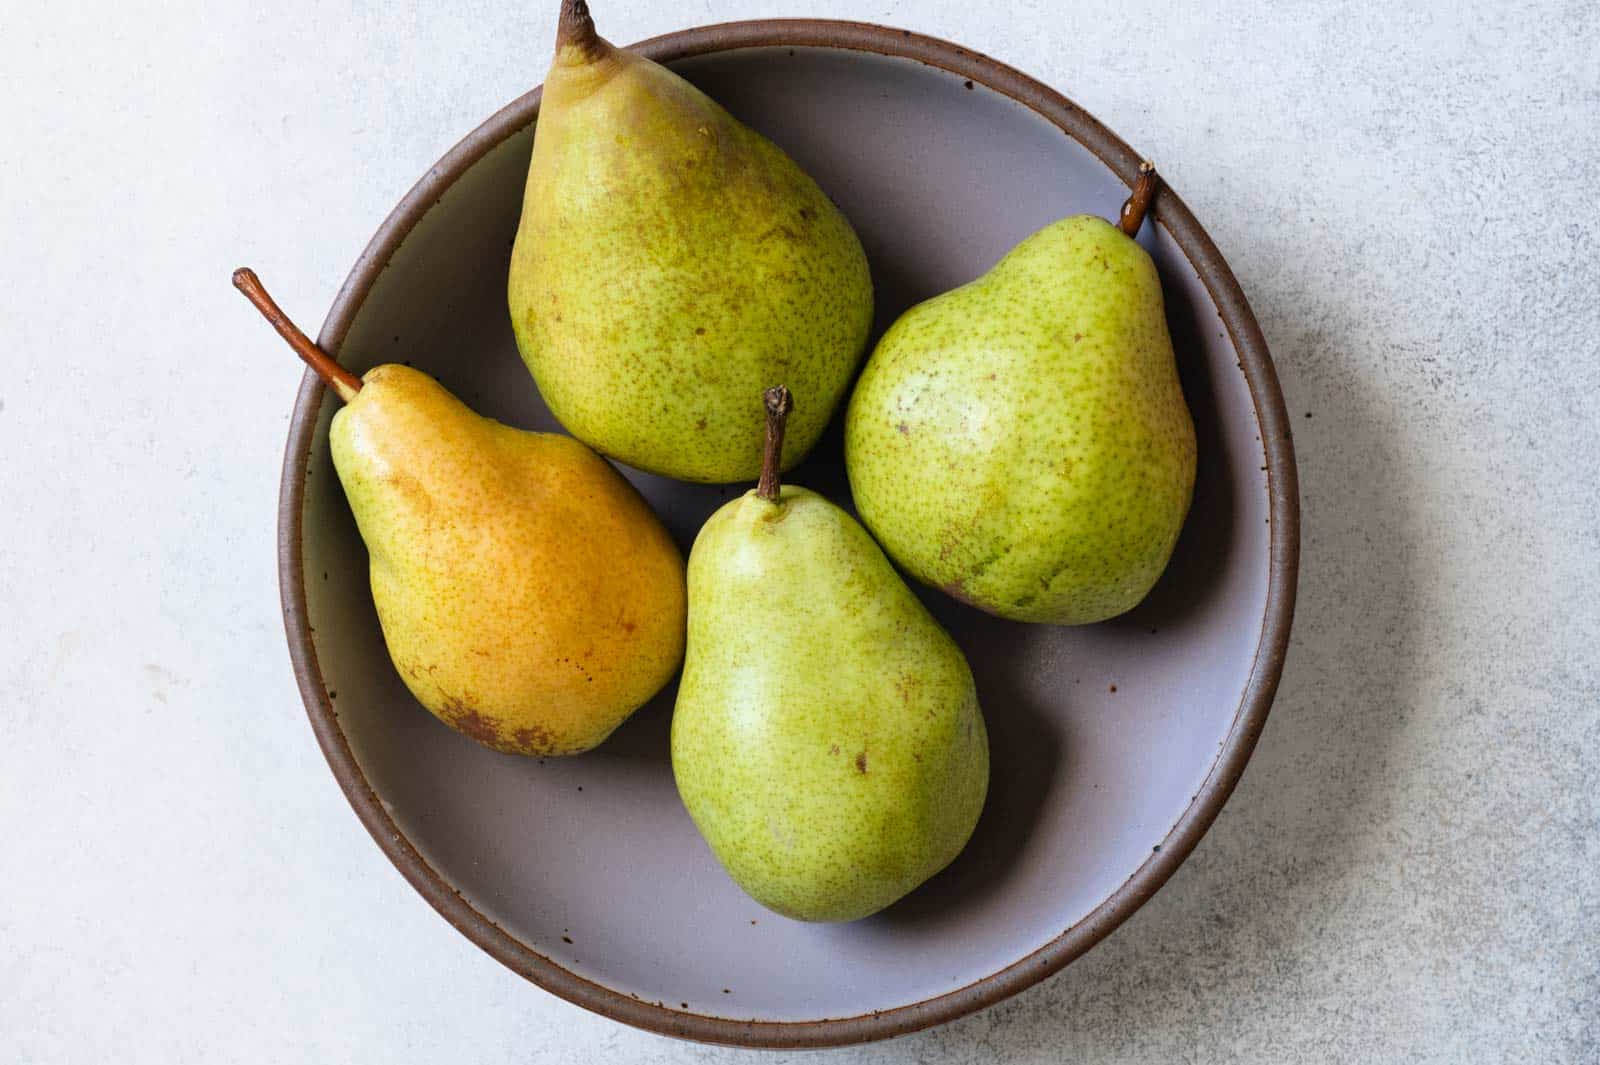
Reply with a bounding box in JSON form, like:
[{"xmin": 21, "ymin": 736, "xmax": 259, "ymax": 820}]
[
  {"xmin": 507, "ymin": 0, "xmax": 873, "ymax": 483},
  {"xmin": 673, "ymin": 388, "xmax": 988, "ymax": 922},
  {"xmin": 236, "ymin": 270, "xmax": 685, "ymax": 756},
  {"xmin": 845, "ymin": 167, "xmax": 1197, "ymax": 624}
]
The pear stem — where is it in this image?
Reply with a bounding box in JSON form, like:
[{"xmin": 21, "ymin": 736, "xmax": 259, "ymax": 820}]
[
  {"xmin": 1116, "ymin": 161, "xmax": 1160, "ymax": 237},
  {"xmin": 756, "ymin": 385, "xmax": 793, "ymax": 502},
  {"xmin": 232, "ymin": 268, "xmax": 362, "ymax": 402},
  {"xmin": 556, "ymin": 0, "xmax": 602, "ymax": 56}
]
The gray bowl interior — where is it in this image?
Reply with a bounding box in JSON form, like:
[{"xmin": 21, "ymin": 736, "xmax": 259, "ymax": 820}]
[{"xmin": 295, "ymin": 46, "xmax": 1270, "ymax": 1022}]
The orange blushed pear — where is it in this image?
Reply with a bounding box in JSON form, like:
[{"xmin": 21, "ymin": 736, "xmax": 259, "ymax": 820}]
[{"xmin": 235, "ymin": 269, "xmax": 685, "ymax": 755}]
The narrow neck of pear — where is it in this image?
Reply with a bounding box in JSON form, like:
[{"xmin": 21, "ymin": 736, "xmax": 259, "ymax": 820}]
[
  {"xmin": 756, "ymin": 385, "xmax": 793, "ymax": 502},
  {"xmin": 232, "ymin": 268, "xmax": 362, "ymax": 402},
  {"xmin": 1116, "ymin": 162, "xmax": 1159, "ymax": 237}
]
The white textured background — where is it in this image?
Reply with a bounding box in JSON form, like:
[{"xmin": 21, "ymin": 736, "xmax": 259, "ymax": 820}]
[{"xmin": 2, "ymin": 0, "xmax": 1596, "ymax": 1061}]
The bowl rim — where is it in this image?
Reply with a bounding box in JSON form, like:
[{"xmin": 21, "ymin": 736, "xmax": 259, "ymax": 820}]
[{"xmin": 278, "ymin": 17, "xmax": 1300, "ymax": 1049}]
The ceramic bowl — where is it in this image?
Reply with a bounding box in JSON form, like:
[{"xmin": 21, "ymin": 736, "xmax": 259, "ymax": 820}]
[{"xmin": 279, "ymin": 19, "xmax": 1299, "ymax": 1048}]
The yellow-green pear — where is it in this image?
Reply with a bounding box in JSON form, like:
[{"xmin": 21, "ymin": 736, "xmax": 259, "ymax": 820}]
[
  {"xmin": 845, "ymin": 166, "xmax": 1197, "ymax": 624},
  {"xmin": 236, "ymin": 269, "xmax": 685, "ymax": 755},
  {"xmin": 507, "ymin": 0, "xmax": 874, "ymax": 483},
  {"xmin": 673, "ymin": 388, "xmax": 988, "ymax": 922}
]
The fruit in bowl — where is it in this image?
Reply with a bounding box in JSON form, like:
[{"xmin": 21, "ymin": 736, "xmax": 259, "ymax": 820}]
[
  {"xmin": 507, "ymin": 0, "xmax": 874, "ymax": 483},
  {"xmin": 236, "ymin": 270, "xmax": 685, "ymax": 756},
  {"xmin": 252, "ymin": 2, "xmax": 1299, "ymax": 1041},
  {"xmin": 846, "ymin": 166, "xmax": 1198, "ymax": 625},
  {"xmin": 672, "ymin": 388, "xmax": 989, "ymax": 922}
]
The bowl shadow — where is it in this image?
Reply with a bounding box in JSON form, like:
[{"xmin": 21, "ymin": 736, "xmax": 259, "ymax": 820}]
[
  {"xmin": 876, "ymin": 605, "xmax": 1065, "ymax": 927},
  {"xmin": 1104, "ymin": 264, "xmax": 1236, "ymax": 634}
]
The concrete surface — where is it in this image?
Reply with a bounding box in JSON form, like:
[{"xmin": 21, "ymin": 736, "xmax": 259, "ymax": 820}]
[{"xmin": 1, "ymin": 0, "xmax": 1595, "ymax": 1061}]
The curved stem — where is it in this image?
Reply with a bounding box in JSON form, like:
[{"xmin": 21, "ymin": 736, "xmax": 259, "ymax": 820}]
[
  {"xmin": 233, "ymin": 268, "xmax": 362, "ymax": 402},
  {"xmin": 756, "ymin": 385, "xmax": 793, "ymax": 502},
  {"xmin": 1116, "ymin": 161, "xmax": 1159, "ymax": 237}
]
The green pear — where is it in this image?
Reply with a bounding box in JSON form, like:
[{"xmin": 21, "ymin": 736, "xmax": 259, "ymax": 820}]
[
  {"xmin": 236, "ymin": 269, "xmax": 685, "ymax": 755},
  {"xmin": 845, "ymin": 165, "xmax": 1197, "ymax": 624},
  {"xmin": 673, "ymin": 388, "xmax": 988, "ymax": 922},
  {"xmin": 507, "ymin": 0, "xmax": 873, "ymax": 483}
]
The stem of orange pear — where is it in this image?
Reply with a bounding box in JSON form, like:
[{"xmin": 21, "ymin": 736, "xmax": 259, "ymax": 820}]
[
  {"xmin": 756, "ymin": 385, "xmax": 793, "ymax": 502},
  {"xmin": 1116, "ymin": 161, "xmax": 1160, "ymax": 237},
  {"xmin": 232, "ymin": 268, "xmax": 362, "ymax": 402}
]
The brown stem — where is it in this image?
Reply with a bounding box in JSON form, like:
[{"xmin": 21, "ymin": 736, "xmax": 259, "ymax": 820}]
[
  {"xmin": 756, "ymin": 385, "xmax": 793, "ymax": 502},
  {"xmin": 232, "ymin": 268, "xmax": 362, "ymax": 402},
  {"xmin": 556, "ymin": 0, "xmax": 602, "ymax": 57},
  {"xmin": 1116, "ymin": 161, "xmax": 1160, "ymax": 237}
]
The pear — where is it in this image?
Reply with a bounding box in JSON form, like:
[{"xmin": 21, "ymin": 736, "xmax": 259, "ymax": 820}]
[
  {"xmin": 507, "ymin": 0, "xmax": 874, "ymax": 483},
  {"xmin": 845, "ymin": 165, "xmax": 1197, "ymax": 624},
  {"xmin": 672, "ymin": 387, "xmax": 988, "ymax": 922},
  {"xmin": 236, "ymin": 269, "xmax": 685, "ymax": 755}
]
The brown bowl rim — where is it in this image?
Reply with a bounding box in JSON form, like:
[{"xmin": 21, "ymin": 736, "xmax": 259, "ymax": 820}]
[{"xmin": 277, "ymin": 17, "xmax": 1300, "ymax": 1049}]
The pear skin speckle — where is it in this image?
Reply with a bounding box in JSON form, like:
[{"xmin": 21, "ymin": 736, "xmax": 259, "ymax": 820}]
[{"xmin": 845, "ymin": 215, "xmax": 1197, "ymax": 625}]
